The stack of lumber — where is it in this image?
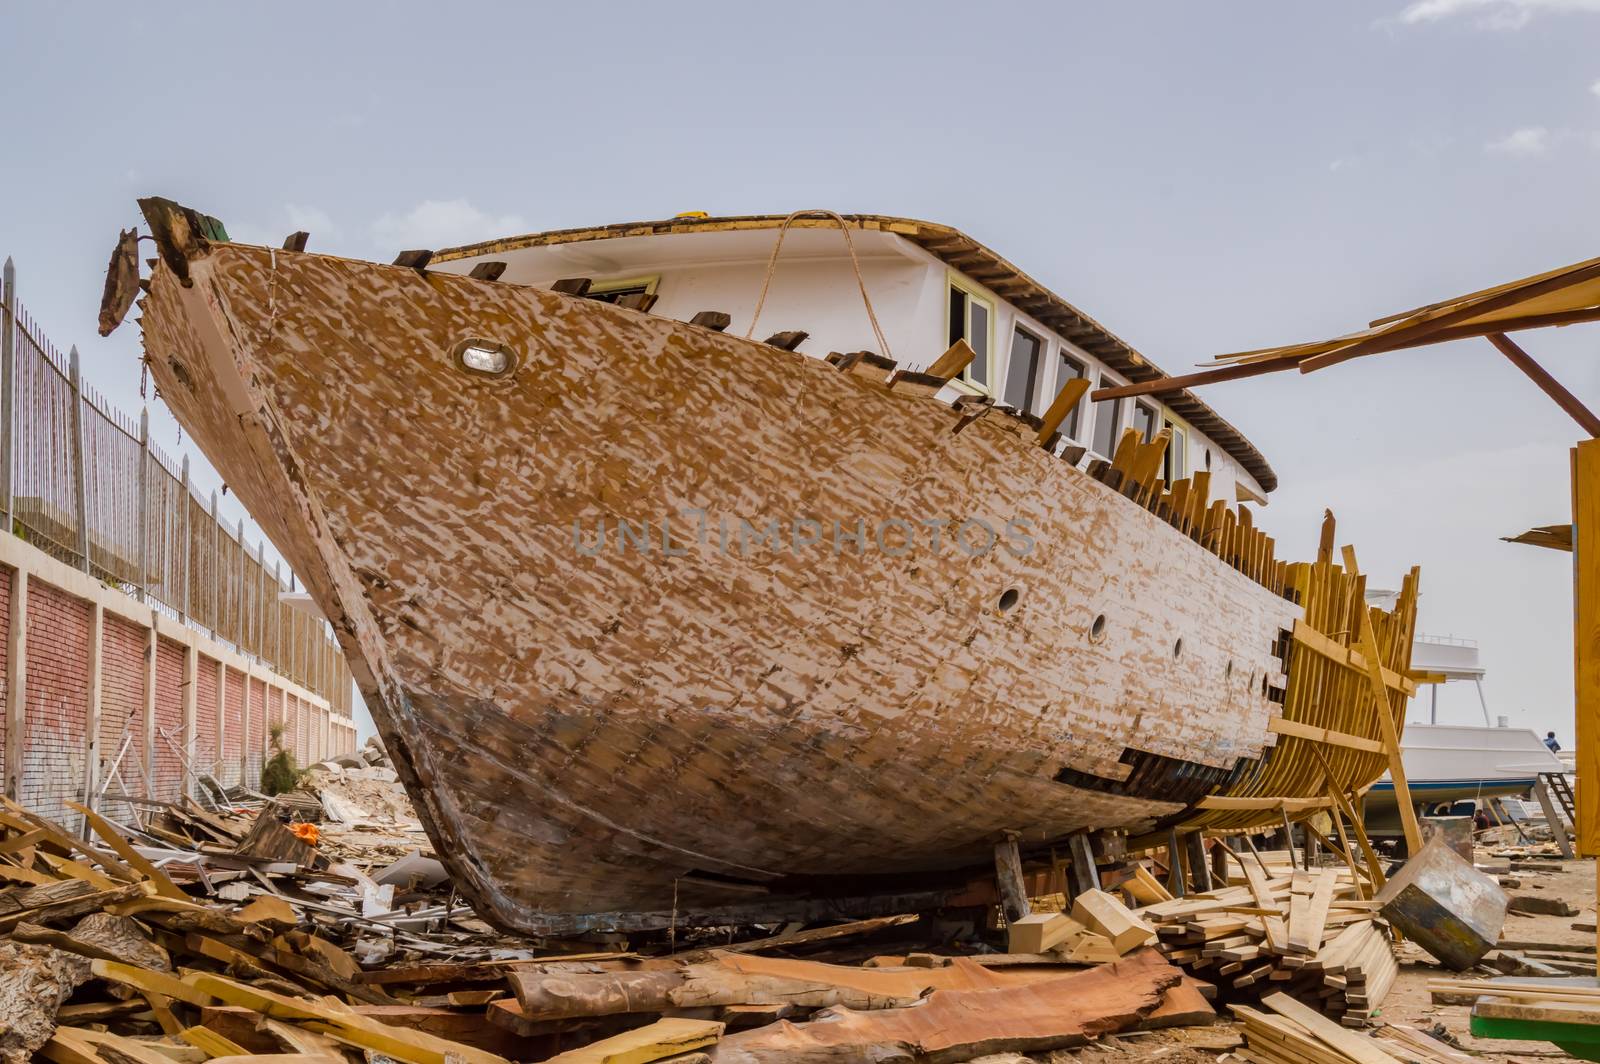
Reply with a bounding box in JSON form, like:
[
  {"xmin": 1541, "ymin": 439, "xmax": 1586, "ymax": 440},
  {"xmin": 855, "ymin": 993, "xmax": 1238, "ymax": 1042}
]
[
  {"xmin": 1231, "ymin": 993, "xmax": 1470, "ymax": 1064},
  {"xmin": 0, "ymin": 799, "xmax": 1213, "ymax": 1064},
  {"xmin": 1134, "ymin": 857, "xmax": 1398, "ymax": 1024}
]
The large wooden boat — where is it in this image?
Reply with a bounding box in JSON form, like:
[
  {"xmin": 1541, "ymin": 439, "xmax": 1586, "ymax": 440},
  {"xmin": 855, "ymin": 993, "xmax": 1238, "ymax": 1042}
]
[{"xmin": 115, "ymin": 201, "xmax": 1421, "ymax": 933}]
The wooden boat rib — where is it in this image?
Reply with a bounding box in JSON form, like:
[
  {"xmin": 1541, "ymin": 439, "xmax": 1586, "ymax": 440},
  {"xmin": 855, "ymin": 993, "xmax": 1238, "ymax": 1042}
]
[{"xmin": 121, "ymin": 200, "xmax": 1418, "ymax": 933}]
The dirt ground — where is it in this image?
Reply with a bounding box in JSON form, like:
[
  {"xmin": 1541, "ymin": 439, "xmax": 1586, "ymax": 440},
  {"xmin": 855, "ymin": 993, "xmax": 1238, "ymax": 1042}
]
[{"xmin": 1043, "ymin": 845, "xmax": 1599, "ymax": 1062}]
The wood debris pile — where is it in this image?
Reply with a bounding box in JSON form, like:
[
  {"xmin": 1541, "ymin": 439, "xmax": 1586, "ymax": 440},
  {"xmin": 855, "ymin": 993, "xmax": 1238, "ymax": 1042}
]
[
  {"xmin": 1128, "ymin": 851, "xmax": 1399, "ymax": 1025},
  {"xmin": 0, "ymin": 796, "xmax": 1228, "ymax": 1064},
  {"xmin": 1229, "ymin": 993, "xmax": 1472, "ymax": 1064}
]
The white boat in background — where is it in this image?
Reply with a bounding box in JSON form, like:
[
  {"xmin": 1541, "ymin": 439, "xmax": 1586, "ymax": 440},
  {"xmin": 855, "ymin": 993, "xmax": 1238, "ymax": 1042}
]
[{"xmin": 1363, "ymin": 724, "xmax": 1565, "ymax": 833}]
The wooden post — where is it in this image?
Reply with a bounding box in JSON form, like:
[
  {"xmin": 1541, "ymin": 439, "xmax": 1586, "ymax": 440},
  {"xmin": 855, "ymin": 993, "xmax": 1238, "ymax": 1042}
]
[
  {"xmin": 1533, "ymin": 778, "xmax": 1574, "ymax": 859},
  {"xmin": 1571, "ymin": 438, "xmax": 1600, "ymax": 969},
  {"xmin": 1068, "ymin": 833, "xmax": 1101, "ymax": 897},
  {"xmin": 1166, "ymin": 827, "xmax": 1186, "ymax": 898},
  {"xmin": 4, "ymin": 570, "xmax": 25, "ymax": 800},
  {"xmin": 1210, "ymin": 836, "xmax": 1229, "ymax": 886},
  {"xmin": 210, "ymin": 490, "xmax": 220, "ymax": 637},
  {"xmin": 993, "ymin": 832, "xmax": 1031, "ymax": 923},
  {"xmin": 68, "ymin": 346, "xmax": 89, "ymax": 572},
  {"xmin": 1185, "ymin": 831, "xmax": 1212, "ymax": 893},
  {"xmin": 1343, "ymin": 546, "xmax": 1424, "ymax": 856},
  {"xmin": 82, "ymin": 603, "xmax": 103, "ymax": 826}
]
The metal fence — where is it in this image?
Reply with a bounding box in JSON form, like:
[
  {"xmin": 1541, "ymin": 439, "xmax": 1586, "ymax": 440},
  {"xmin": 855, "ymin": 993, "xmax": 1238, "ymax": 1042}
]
[{"xmin": 0, "ymin": 256, "xmax": 353, "ymax": 716}]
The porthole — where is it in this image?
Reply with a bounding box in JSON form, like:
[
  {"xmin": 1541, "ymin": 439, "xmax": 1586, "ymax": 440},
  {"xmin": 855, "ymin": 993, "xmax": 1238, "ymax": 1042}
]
[
  {"xmin": 1173, "ymin": 637, "xmax": 1184, "ymax": 660},
  {"xmin": 1088, "ymin": 614, "xmax": 1108, "ymax": 644},
  {"xmin": 998, "ymin": 588, "xmax": 1020, "ymax": 613},
  {"xmin": 452, "ymin": 338, "xmax": 517, "ymax": 378}
]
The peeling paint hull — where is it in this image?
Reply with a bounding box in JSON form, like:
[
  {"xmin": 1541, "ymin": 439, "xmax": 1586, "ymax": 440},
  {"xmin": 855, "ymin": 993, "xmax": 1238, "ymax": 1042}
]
[{"xmin": 137, "ymin": 237, "xmax": 1346, "ymax": 932}]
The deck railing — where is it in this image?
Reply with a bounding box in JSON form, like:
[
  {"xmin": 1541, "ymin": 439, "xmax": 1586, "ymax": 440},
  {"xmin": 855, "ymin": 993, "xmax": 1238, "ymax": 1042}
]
[{"xmin": 0, "ymin": 256, "xmax": 353, "ymax": 716}]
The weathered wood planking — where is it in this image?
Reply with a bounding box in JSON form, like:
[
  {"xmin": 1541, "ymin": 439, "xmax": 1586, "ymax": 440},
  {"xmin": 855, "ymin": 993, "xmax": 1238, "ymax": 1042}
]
[{"xmin": 134, "ymin": 231, "xmax": 1403, "ymax": 932}]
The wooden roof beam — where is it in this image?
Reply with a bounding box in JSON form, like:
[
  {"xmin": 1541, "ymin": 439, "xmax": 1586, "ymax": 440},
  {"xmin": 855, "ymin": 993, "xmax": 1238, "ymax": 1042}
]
[{"xmin": 1486, "ymin": 333, "xmax": 1600, "ymax": 438}]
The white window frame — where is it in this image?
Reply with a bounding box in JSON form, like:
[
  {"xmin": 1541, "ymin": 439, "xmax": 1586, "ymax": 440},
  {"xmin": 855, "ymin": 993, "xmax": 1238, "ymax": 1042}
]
[
  {"xmin": 1088, "ymin": 372, "xmax": 1126, "ymax": 460},
  {"xmin": 946, "ymin": 273, "xmax": 996, "ymax": 394}
]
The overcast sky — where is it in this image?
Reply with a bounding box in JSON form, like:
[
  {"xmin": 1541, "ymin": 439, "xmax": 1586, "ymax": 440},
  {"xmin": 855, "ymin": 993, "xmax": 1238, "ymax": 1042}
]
[{"xmin": 3, "ymin": 1, "xmax": 1597, "ymax": 743}]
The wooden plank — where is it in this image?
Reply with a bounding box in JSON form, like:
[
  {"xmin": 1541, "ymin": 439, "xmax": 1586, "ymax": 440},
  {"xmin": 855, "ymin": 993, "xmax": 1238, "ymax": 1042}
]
[
  {"xmin": 1341, "ymin": 549, "xmax": 1422, "ymax": 855},
  {"xmin": 1259, "ymin": 992, "xmax": 1403, "ymax": 1064},
  {"xmin": 925, "ymin": 339, "xmax": 976, "ymax": 380},
  {"xmin": 1069, "ymin": 889, "xmax": 1154, "ymax": 954},
  {"xmin": 1291, "ymin": 620, "xmax": 1415, "ymax": 696},
  {"xmin": 1575, "ymin": 438, "xmax": 1600, "ymax": 863},
  {"xmin": 180, "ymin": 1026, "xmax": 251, "ymax": 1059},
  {"xmin": 540, "ymin": 1018, "xmax": 723, "ymax": 1064},
  {"xmin": 1287, "ymin": 869, "xmax": 1337, "ymax": 956},
  {"xmin": 1036, "ymin": 377, "xmax": 1090, "ymax": 444},
  {"xmin": 1266, "ymin": 717, "xmax": 1385, "ymax": 755},
  {"xmin": 92, "ymin": 958, "xmax": 216, "ymax": 1009},
  {"xmin": 68, "ymin": 801, "xmax": 187, "ymax": 899}
]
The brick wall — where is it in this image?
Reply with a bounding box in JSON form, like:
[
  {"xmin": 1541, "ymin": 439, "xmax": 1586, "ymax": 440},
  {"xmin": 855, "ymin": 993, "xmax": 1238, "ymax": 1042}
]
[
  {"xmin": 152, "ymin": 638, "xmax": 185, "ymax": 801},
  {"xmin": 247, "ymin": 677, "xmax": 266, "ymax": 788},
  {"xmin": 99, "ymin": 616, "xmax": 148, "ymax": 820},
  {"xmin": 222, "ymin": 667, "xmax": 245, "ymax": 788},
  {"xmin": 1, "ymin": 542, "xmax": 341, "ymax": 821},
  {"xmin": 20, "ymin": 582, "xmax": 92, "ymax": 822},
  {"xmin": 195, "ymin": 654, "xmax": 218, "ymax": 785}
]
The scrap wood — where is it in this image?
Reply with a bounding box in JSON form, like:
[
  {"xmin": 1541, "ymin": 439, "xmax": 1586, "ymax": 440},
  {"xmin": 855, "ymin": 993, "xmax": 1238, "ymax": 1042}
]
[
  {"xmin": 717, "ymin": 912, "xmax": 918, "ymax": 954},
  {"xmin": 710, "ymin": 947, "xmax": 1186, "ymax": 1063},
  {"xmin": 542, "ymin": 1017, "xmax": 724, "ymax": 1064},
  {"xmin": 13, "ymin": 911, "xmax": 172, "ymax": 970},
  {"xmin": 0, "ymin": 940, "xmax": 91, "ymax": 1064}
]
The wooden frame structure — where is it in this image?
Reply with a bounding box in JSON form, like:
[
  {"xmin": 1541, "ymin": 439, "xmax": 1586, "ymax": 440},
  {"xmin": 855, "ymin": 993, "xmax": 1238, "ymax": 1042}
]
[{"xmin": 1129, "ymin": 252, "xmax": 1600, "ymax": 962}]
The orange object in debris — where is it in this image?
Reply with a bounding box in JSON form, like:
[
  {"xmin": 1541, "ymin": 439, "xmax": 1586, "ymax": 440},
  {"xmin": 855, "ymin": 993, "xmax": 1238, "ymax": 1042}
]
[{"xmin": 288, "ymin": 822, "xmax": 319, "ymax": 846}]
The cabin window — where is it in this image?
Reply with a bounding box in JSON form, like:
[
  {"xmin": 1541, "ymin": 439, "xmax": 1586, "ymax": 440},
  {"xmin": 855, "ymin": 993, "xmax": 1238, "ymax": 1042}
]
[
  {"xmin": 947, "ymin": 279, "xmax": 993, "ymax": 389},
  {"xmin": 1056, "ymin": 352, "xmax": 1087, "ymax": 439},
  {"xmin": 1002, "ymin": 326, "xmax": 1044, "ymax": 413},
  {"xmin": 588, "ymin": 275, "xmax": 660, "ymax": 304},
  {"xmin": 1163, "ymin": 421, "xmax": 1187, "ymax": 485},
  {"xmin": 1090, "ymin": 377, "xmax": 1123, "ymax": 458},
  {"xmin": 1132, "ymin": 402, "xmax": 1159, "ymax": 443}
]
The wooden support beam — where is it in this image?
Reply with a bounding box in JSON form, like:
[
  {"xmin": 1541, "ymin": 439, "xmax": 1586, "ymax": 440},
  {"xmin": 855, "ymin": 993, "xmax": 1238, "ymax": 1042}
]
[
  {"xmin": 993, "ymin": 833, "xmax": 1031, "ymax": 923},
  {"xmin": 1091, "ymin": 358, "xmax": 1299, "ymax": 402},
  {"xmin": 1576, "ymin": 439, "xmax": 1600, "ymax": 867},
  {"xmin": 1267, "ymin": 716, "xmax": 1386, "ymax": 755},
  {"xmin": 1488, "ymin": 333, "xmax": 1600, "ymax": 438},
  {"xmin": 551, "ymin": 278, "xmax": 592, "ymax": 296},
  {"xmin": 281, "ymin": 232, "xmax": 309, "ymax": 253},
  {"xmin": 1067, "ymin": 833, "xmax": 1100, "ymax": 897},
  {"xmin": 1343, "ymin": 546, "xmax": 1423, "ymax": 855},
  {"xmin": 1184, "ymin": 831, "xmax": 1211, "ymax": 893},
  {"xmin": 1533, "ymin": 778, "xmax": 1574, "ymax": 859},
  {"xmin": 467, "ymin": 261, "xmax": 507, "ymax": 282},
  {"xmin": 1036, "ymin": 377, "xmax": 1090, "ymax": 445}
]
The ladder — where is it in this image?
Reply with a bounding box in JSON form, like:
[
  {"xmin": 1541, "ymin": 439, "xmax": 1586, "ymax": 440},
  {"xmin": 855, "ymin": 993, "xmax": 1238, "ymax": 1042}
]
[{"xmin": 1540, "ymin": 771, "xmax": 1577, "ymax": 824}]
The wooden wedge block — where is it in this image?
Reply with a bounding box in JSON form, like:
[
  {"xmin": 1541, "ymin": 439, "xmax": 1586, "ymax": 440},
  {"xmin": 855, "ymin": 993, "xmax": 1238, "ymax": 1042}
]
[
  {"xmin": 1007, "ymin": 912, "xmax": 1081, "ymax": 954},
  {"xmin": 1071, "ymin": 889, "xmax": 1156, "ymax": 955}
]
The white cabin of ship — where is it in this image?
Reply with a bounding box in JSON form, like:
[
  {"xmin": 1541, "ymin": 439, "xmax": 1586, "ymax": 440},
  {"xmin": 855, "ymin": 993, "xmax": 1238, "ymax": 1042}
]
[{"xmin": 430, "ymin": 217, "xmax": 1273, "ymax": 505}]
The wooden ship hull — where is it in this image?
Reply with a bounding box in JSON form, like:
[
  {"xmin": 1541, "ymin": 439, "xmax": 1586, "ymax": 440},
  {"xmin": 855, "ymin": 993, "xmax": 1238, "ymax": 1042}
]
[{"xmin": 126, "ymin": 202, "xmax": 1420, "ymax": 933}]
